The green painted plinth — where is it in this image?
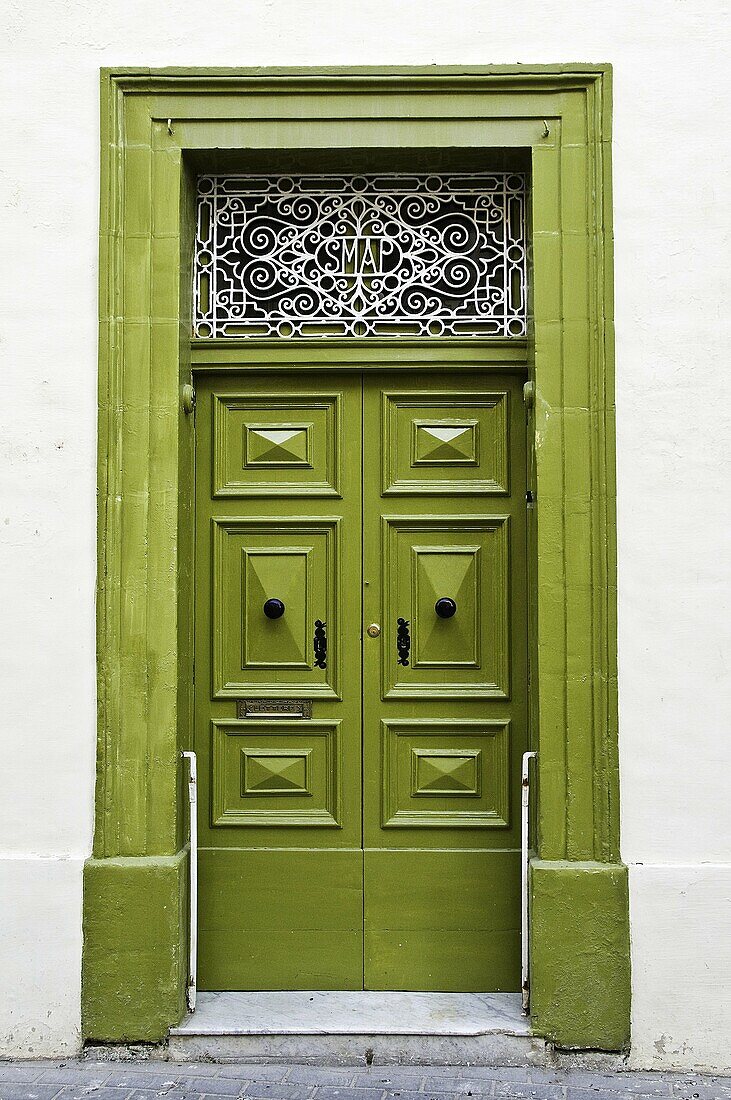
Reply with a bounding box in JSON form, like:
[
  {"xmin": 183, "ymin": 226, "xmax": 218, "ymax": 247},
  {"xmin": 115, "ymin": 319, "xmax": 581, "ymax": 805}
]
[
  {"xmin": 530, "ymin": 860, "xmax": 630, "ymax": 1051},
  {"xmin": 82, "ymin": 851, "xmax": 187, "ymax": 1041}
]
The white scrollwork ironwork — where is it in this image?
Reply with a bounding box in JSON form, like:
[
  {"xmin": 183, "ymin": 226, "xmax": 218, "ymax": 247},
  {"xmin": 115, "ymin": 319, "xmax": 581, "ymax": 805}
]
[{"xmin": 193, "ymin": 173, "xmax": 527, "ymax": 339}]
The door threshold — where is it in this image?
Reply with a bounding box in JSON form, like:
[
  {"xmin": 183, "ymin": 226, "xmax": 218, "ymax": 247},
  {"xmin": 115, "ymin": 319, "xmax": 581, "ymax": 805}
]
[{"xmin": 169, "ymin": 991, "xmax": 544, "ymax": 1066}]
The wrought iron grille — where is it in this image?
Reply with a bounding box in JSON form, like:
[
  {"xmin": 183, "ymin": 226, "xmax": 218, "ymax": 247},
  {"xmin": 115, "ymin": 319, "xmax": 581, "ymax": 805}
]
[{"xmin": 193, "ymin": 173, "xmax": 527, "ymax": 339}]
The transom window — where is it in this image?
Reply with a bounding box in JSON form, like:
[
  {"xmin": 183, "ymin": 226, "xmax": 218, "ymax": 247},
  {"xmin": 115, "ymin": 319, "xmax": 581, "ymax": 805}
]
[{"xmin": 193, "ymin": 173, "xmax": 527, "ymax": 339}]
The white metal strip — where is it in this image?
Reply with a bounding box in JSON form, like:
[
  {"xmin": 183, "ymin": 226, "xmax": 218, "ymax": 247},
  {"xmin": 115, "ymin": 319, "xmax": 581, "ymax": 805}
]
[
  {"xmin": 521, "ymin": 750, "xmax": 537, "ymax": 1014},
  {"xmin": 181, "ymin": 750, "xmax": 198, "ymax": 1012}
]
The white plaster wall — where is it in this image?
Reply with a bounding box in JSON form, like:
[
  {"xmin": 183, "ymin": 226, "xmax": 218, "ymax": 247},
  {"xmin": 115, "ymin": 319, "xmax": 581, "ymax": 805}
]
[{"xmin": 1, "ymin": 0, "xmax": 729, "ymax": 1068}]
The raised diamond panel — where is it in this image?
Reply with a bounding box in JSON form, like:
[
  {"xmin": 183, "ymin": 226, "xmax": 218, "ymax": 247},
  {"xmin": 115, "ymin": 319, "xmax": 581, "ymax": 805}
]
[
  {"xmin": 412, "ymin": 750, "xmax": 480, "ymax": 796},
  {"xmin": 413, "ymin": 546, "xmax": 480, "ymax": 668},
  {"xmin": 242, "ymin": 750, "xmax": 310, "ymax": 795},
  {"xmin": 243, "ymin": 548, "xmax": 310, "ymax": 668},
  {"xmin": 245, "ymin": 424, "xmax": 312, "ymax": 467},
  {"xmin": 413, "ymin": 420, "xmax": 478, "ymax": 466}
]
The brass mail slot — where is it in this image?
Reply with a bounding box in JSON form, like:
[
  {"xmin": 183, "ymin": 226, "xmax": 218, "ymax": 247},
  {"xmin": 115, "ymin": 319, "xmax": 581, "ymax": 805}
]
[{"xmin": 237, "ymin": 698, "xmax": 312, "ymax": 719}]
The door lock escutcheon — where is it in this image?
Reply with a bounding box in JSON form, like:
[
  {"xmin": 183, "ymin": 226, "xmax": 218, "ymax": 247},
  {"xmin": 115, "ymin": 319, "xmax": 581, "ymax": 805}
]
[
  {"xmin": 366, "ymin": 623, "xmax": 381, "ymax": 638},
  {"xmin": 314, "ymin": 619, "xmax": 327, "ymax": 669},
  {"xmin": 396, "ymin": 617, "xmax": 411, "ymax": 666}
]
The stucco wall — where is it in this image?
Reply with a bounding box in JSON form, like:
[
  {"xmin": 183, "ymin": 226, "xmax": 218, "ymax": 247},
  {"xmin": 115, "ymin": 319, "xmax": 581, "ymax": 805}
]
[{"xmin": 1, "ymin": 0, "xmax": 729, "ymax": 1069}]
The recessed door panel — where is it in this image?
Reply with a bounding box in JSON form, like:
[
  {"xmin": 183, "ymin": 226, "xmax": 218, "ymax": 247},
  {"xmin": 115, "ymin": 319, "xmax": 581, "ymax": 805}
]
[
  {"xmin": 381, "ymin": 515, "xmax": 509, "ymax": 699},
  {"xmin": 382, "ymin": 389, "xmax": 509, "ymax": 495},
  {"xmin": 211, "ymin": 719, "xmax": 341, "ymax": 829},
  {"xmin": 213, "ymin": 392, "xmax": 341, "ymax": 497},
  {"xmin": 199, "ymin": 849, "xmax": 363, "ymax": 991},
  {"xmin": 381, "ymin": 719, "xmax": 510, "ymax": 829},
  {"xmin": 364, "ymin": 850, "xmax": 521, "ymax": 991},
  {"xmin": 212, "ymin": 517, "xmax": 340, "ymax": 698}
]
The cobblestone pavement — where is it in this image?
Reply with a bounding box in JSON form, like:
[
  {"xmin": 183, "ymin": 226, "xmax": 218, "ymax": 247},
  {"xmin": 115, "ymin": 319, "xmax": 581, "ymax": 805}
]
[{"xmin": 0, "ymin": 1061, "xmax": 730, "ymax": 1100}]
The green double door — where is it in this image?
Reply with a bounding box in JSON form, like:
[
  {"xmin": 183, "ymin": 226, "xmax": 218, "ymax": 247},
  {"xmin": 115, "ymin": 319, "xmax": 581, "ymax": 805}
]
[{"xmin": 194, "ymin": 369, "xmax": 527, "ymax": 991}]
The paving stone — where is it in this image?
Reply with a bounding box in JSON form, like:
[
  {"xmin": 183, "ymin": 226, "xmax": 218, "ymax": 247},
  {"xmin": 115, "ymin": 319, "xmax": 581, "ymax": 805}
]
[
  {"xmin": 456, "ymin": 1069, "xmax": 533, "ymax": 1083},
  {"xmin": 159, "ymin": 1089, "xmax": 210, "ymax": 1100},
  {"xmin": 0, "ymin": 1070, "xmax": 45, "ymax": 1084},
  {"xmin": 127, "ymin": 1092, "xmax": 203, "ymax": 1100},
  {"xmin": 565, "ymin": 1092, "xmax": 633, "ymax": 1100},
  {"xmin": 382, "ymin": 1091, "xmax": 438, "ymax": 1100},
  {"xmin": 564, "ymin": 1072, "xmax": 671, "ymax": 1095},
  {"xmin": 199, "ymin": 1094, "xmax": 247, "ymax": 1100},
  {"xmin": 288, "ymin": 1072, "xmax": 354, "ymax": 1088},
  {"xmin": 160, "ymin": 1072, "xmax": 218, "ymax": 1083},
  {"xmin": 0, "ymin": 1086, "xmax": 66, "ymax": 1100},
  {"xmin": 243, "ymin": 1085, "xmax": 313, "ymax": 1100},
  {"xmin": 424, "ymin": 1079, "xmax": 492, "ymax": 1096},
  {"xmin": 399, "ymin": 1070, "xmax": 462, "ymax": 1081},
  {"xmin": 402, "ymin": 1090, "xmax": 482, "ymax": 1100},
  {"xmin": 422, "ymin": 1088, "xmax": 476, "ymax": 1099},
  {"xmin": 38, "ymin": 1072, "xmax": 113, "ymax": 1089},
  {"xmin": 174, "ymin": 1080, "xmax": 243, "ymax": 1097},
  {"xmin": 51, "ymin": 1090, "xmax": 133, "ymax": 1100},
  {"xmin": 103, "ymin": 1074, "xmax": 180, "ymax": 1091},
  {"xmin": 314, "ymin": 1088, "xmax": 384, "ymax": 1100},
  {"xmin": 669, "ymin": 1086, "xmax": 731, "ymax": 1100},
  {"xmin": 215, "ymin": 1072, "xmax": 286, "ymax": 1084},
  {"xmin": 352, "ymin": 1075, "xmax": 424, "ymax": 1092},
  {"xmin": 493, "ymin": 1084, "xmax": 565, "ymax": 1100}
]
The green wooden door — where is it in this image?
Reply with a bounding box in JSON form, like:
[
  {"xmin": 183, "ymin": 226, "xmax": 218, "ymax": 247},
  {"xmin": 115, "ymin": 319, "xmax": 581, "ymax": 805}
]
[{"xmin": 195, "ymin": 369, "xmax": 526, "ymax": 991}]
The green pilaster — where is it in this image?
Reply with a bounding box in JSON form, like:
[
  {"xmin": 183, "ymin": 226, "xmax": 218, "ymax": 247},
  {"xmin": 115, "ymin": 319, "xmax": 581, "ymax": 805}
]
[
  {"xmin": 530, "ymin": 861, "xmax": 630, "ymax": 1050},
  {"xmin": 84, "ymin": 74, "xmax": 192, "ymax": 1041},
  {"xmin": 82, "ymin": 854, "xmax": 187, "ymax": 1041}
]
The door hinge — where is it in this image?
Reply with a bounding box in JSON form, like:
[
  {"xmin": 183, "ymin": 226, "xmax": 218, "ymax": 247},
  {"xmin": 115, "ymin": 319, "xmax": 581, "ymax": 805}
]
[
  {"xmin": 181, "ymin": 383, "xmax": 196, "ymax": 415},
  {"xmin": 526, "ymin": 489, "xmax": 535, "ymax": 506},
  {"xmin": 523, "ymin": 380, "xmax": 535, "ymax": 410}
]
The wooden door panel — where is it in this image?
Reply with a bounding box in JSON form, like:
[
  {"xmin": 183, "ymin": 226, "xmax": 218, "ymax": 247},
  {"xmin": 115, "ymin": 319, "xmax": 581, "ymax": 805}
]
[
  {"xmin": 212, "ymin": 391, "xmax": 342, "ymax": 497},
  {"xmin": 380, "ymin": 718, "xmax": 510, "ymax": 831},
  {"xmin": 381, "ymin": 389, "xmax": 509, "ymax": 495},
  {"xmin": 199, "ymin": 849, "xmax": 363, "ymax": 991},
  {"xmin": 381, "ymin": 515, "xmax": 510, "ymax": 698},
  {"xmin": 212, "ymin": 517, "xmax": 340, "ymax": 698},
  {"xmin": 211, "ymin": 719, "xmax": 341, "ymax": 830},
  {"xmin": 364, "ymin": 850, "xmax": 521, "ymax": 991}
]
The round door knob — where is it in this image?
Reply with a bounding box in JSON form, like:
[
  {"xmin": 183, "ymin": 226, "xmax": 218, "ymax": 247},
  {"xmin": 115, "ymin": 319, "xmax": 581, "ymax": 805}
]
[
  {"xmin": 263, "ymin": 598, "xmax": 285, "ymax": 619},
  {"xmin": 366, "ymin": 623, "xmax": 381, "ymax": 638},
  {"xmin": 435, "ymin": 597, "xmax": 457, "ymax": 618}
]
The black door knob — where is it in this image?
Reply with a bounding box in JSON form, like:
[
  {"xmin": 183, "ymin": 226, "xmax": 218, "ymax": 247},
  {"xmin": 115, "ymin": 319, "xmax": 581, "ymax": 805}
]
[
  {"xmin": 263, "ymin": 598, "xmax": 285, "ymax": 619},
  {"xmin": 435, "ymin": 597, "xmax": 457, "ymax": 618}
]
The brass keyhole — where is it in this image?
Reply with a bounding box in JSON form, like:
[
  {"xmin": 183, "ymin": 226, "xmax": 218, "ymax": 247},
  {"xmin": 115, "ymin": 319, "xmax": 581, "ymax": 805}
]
[{"xmin": 366, "ymin": 623, "xmax": 381, "ymax": 638}]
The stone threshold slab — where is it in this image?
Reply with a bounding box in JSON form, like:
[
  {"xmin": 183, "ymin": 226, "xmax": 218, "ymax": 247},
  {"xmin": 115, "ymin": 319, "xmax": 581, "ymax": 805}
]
[{"xmin": 170, "ymin": 991, "xmax": 531, "ymax": 1037}]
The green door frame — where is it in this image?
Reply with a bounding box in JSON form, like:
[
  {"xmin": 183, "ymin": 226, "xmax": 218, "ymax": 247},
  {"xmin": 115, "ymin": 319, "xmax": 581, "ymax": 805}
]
[{"xmin": 83, "ymin": 65, "xmax": 629, "ymax": 1049}]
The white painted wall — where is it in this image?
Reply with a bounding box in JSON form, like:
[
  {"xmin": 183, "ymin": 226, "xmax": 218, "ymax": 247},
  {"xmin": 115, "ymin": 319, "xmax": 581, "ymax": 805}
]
[{"xmin": 1, "ymin": 0, "xmax": 729, "ymax": 1070}]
